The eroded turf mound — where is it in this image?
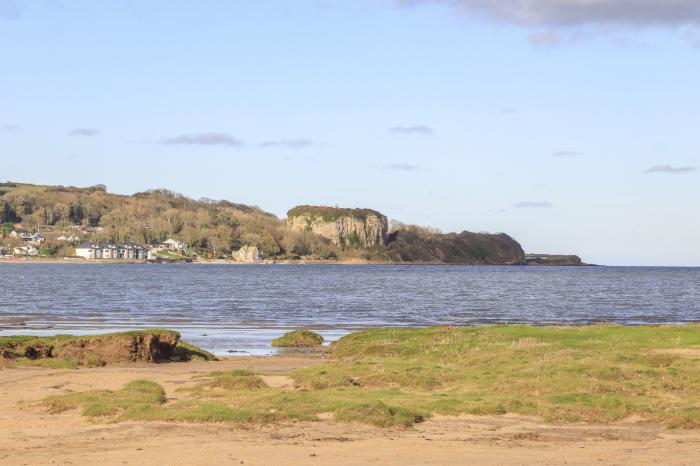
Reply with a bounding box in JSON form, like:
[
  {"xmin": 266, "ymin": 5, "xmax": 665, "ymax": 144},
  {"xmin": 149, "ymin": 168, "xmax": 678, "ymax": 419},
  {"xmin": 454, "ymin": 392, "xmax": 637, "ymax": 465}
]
[{"xmin": 0, "ymin": 330, "xmax": 216, "ymax": 367}]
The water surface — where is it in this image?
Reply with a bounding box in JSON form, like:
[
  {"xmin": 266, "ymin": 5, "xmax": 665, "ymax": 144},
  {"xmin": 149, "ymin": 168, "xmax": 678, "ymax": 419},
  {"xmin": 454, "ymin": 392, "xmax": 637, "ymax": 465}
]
[{"xmin": 1, "ymin": 264, "xmax": 698, "ymax": 355}]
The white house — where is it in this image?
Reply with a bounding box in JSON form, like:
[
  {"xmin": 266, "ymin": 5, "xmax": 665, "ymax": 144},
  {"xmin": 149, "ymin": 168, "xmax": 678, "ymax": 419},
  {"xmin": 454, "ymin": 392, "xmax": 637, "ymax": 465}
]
[
  {"xmin": 13, "ymin": 246, "xmax": 39, "ymax": 256},
  {"xmin": 57, "ymin": 235, "xmax": 80, "ymax": 242},
  {"xmin": 163, "ymin": 238, "xmax": 188, "ymax": 253},
  {"xmin": 10, "ymin": 230, "xmax": 45, "ymax": 245},
  {"xmin": 75, "ymin": 241, "xmax": 149, "ymax": 260},
  {"xmin": 9, "ymin": 229, "xmax": 32, "ymax": 239}
]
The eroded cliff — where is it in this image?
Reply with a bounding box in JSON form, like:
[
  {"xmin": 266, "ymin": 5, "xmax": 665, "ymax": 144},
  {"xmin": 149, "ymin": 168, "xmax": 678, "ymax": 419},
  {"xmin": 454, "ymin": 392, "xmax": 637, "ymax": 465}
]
[{"xmin": 287, "ymin": 205, "xmax": 388, "ymax": 248}]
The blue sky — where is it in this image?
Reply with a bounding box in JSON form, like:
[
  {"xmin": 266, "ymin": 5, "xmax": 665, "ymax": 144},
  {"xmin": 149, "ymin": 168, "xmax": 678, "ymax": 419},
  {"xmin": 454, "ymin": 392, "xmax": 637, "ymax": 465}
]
[{"xmin": 1, "ymin": 0, "xmax": 699, "ymax": 266}]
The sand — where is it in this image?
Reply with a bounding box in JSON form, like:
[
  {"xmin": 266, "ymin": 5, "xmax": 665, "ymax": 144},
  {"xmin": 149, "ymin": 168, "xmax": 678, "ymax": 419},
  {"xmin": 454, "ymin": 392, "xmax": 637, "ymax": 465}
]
[{"xmin": 1, "ymin": 356, "xmax": 699, "ymax": 466}]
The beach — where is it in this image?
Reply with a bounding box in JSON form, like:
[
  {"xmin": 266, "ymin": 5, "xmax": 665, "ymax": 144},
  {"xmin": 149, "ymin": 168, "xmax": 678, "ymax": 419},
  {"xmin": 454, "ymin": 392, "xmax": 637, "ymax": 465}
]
[{"xmin": 2, "ymin": 355, "xmax": 700, "ymax": 466}]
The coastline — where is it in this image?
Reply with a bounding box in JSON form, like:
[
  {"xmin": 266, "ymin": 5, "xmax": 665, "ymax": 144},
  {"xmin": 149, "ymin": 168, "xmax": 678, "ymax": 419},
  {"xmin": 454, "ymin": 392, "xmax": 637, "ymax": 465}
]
[{"xmin": 0, "ymin": 257, "xmax": 588, "ymax": 266}]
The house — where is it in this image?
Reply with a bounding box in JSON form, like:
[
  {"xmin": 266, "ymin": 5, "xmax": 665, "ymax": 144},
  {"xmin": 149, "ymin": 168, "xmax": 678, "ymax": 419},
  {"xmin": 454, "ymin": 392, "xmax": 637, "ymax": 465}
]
[
  {"xmin": 57, "ymin": 235, "xmax": 80, "ymax": 242},
  {"xmin": 75, "ymin": 241, "xmax": 149, "ymax": 260},
  {"xmin": 9, "ymin": 229, "xmax": 32, "ymax": 239},
  {"xmin": 163, "ymin": 238, "xmax": 188, "ymax": 253},
  {"xmin": 10, "ymin": 230, "xmax": 45, "ymax": 245},
  {"xmin": 13, "ymin": 246, "xmax": 39, "ymax": 256}
]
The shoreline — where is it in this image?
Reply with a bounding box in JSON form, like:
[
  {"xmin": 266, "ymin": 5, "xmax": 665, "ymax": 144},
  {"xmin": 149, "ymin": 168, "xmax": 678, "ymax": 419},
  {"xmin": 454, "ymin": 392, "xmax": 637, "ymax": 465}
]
[
  {"xmin": 2, "ymin": 355, "xmax": 699, "ymax": 465},
  {"xmin": 0, "ymin": 257, "xmax": 589, "ymax": 266}
]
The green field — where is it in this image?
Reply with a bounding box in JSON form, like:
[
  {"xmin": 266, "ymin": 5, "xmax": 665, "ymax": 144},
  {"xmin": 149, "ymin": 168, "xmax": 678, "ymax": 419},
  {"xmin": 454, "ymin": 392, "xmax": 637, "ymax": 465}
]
[{"xmin": 38, "ymin": 325, "xmax": 700, "ymax": 428}]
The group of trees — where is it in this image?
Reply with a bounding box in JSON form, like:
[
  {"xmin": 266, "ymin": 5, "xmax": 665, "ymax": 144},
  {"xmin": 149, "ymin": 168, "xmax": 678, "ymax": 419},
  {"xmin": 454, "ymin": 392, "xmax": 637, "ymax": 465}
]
[
  {"xmin": 0, "ymin": 184, "xmax": 339, "ymax": 259},
  {"xmin": 0, "ymin": 183, "xmax": 526, "ymax": 263}
]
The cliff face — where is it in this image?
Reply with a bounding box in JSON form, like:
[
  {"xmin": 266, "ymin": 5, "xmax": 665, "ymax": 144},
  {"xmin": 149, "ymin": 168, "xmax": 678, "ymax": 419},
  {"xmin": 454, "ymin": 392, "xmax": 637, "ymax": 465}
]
[{"xmin": 287, "ymin": 205, "xmax": 388, "ymax": 248}]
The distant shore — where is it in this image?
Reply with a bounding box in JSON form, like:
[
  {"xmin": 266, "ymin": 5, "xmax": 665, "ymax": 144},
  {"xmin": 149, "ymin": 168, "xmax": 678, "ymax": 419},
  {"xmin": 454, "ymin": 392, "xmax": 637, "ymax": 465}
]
[{"xmin": 0, "ymin": 257, "xmax": 588, "ymax": 266}]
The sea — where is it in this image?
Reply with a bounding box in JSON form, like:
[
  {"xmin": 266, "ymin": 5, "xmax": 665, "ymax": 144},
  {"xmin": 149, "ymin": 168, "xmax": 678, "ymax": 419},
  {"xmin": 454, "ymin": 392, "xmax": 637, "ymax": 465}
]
[{"xmin": 1, "ymin": 264, "xmax": 698, "ymax": 355}]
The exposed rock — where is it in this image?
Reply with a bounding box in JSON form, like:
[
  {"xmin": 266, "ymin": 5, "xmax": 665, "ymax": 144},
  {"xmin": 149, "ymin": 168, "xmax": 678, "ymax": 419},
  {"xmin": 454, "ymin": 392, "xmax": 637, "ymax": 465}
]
[
  {"xmin": 287, "ymin": 205, "xmax": 388, "ymax": 248},
  {"xmin": 233, "ymin": 245, "xmax": 262, "ymax": 262}
]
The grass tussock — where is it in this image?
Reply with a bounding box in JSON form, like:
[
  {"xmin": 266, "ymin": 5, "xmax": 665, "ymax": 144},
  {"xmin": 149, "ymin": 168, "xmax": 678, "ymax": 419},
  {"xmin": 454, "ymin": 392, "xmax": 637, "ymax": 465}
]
[
  {"xmin": 39, "ymin": 325, "xmax": 700, "ymax": 429},
  {"xmin": 271, "ymin": 330, "xmax": 324, "ymax": 348}
]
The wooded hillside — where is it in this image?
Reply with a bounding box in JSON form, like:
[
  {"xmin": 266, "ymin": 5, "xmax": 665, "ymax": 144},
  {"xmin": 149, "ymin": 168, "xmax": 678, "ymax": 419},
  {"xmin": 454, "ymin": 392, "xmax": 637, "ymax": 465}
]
[{"xmin": 0, "ymin": 182, "xmax": 525, "ymax": 264}]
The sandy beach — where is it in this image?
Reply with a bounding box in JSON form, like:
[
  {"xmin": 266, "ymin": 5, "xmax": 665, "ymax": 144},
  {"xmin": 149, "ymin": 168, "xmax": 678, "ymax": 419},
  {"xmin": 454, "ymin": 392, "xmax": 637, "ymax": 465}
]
[{"xmin": 2, "ymin": 356, "xmax": 699, "ymax": 466}]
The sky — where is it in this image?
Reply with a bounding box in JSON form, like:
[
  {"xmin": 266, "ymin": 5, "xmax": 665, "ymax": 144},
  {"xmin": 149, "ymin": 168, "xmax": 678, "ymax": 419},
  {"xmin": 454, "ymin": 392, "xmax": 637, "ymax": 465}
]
[{"xmin": 1, "ymin": 0, "xmax": 699, "ymax": 266}]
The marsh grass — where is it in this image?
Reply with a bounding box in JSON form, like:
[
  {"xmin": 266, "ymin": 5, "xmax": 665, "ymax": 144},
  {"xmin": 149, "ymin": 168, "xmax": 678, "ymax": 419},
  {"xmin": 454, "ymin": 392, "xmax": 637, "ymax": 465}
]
[{"xmin": 39, "ymin": 325, "xmax": 700, "ymax": 428}]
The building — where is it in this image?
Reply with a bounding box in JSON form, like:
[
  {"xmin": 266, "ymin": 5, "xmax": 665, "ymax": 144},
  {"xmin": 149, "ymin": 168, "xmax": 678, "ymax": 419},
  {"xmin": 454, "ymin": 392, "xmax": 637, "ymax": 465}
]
[
  {"xmin": 75, "ymin": 241, "xmax": 150, "ymax": 260},
  {"xmin": 9, "ymin": 229, "xmax": 32, "ymax": 239},
  {"xmin": 163, "ymin": 238, "xmax": 188, "ymax": 254},
  {"xmin": 10, "ymin": 230, "xmax": 45, "ymax": 245},
  {"xmin": 13, "ymin": 246, "xmax": 39, "ymax": 256},
  {"xmin": 57, "ymin": 235, "xmax": 81, "ymax": 242}
]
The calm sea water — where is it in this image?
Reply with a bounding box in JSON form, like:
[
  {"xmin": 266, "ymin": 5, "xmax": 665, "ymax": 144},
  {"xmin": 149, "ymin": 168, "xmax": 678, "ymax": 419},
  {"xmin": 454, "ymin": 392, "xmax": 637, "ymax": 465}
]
[{"xmin": 1, "ymin": 264, "xmax": 699, "ymax": 355}]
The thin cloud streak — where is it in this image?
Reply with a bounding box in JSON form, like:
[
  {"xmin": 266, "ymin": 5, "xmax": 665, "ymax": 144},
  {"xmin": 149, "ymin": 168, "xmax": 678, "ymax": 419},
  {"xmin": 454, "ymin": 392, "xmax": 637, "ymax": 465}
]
[
  {"xmin": 0, "ymin": 0, "xmax": 20, "ymax": 20},
  {"xmin": 382, "ymin": 163, "xmax": 421, "ymax": 171},
  {"xmin": 644, "ymin": 165, "xmax": 697, "ymax": 174},
  {"xmin": 259, "ymin": 138, "xmax": 320, "ymax": 149},
  {"xmin": 69, "ymin": 128, "xmax": 100, "ymax": 136},
  {"xmin": 514, "ymin": 201, "xmax": 553, "ymax": 208},
  {"xmin": 1, "ymin": 123, "xmax": 20, "ymax": 132},
  {"xmin": 390, "ymin": 125, "xmax": 435, "ymax": 135},
  {"xmin": 549, "ymin": 150, "xmax": 582, "ymax": 157},
  {"xmin": 161, "ymin": 132, "xmax": 243, "ymax": 148},
  {"xmin": 396, "ymin": 1, "xmax": 700, "ymax": 28}
]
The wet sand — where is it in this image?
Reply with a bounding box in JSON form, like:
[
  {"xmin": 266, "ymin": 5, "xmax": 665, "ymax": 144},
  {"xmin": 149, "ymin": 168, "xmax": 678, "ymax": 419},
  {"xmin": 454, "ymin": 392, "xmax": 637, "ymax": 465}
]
[{"xmin": 1, "ymin": 356, "xmax": 699, "ymax": 466}]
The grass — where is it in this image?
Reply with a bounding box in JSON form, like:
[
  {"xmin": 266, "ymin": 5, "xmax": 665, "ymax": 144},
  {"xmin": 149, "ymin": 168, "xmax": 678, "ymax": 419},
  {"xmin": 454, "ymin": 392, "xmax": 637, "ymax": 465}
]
[
  {"xmin": 271, "ymin": 330, "xmax": 324, "ymax": 348},
  {"xmin": 37, "ymin": 325, "xmax": 700, "ymax": 429},
  {"xmin": 173, "ymin": 340, "xmax": 218, "ymax": 361}
]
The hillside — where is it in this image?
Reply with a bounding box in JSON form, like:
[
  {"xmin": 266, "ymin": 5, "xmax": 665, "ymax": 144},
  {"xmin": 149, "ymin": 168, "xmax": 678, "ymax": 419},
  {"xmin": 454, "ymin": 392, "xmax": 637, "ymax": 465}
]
[
  {"xmin": 384, "ymin": 226, "xmax": 525, "ymax": 265},
  {"xmin": 0, "ymin": 182, "xmax": 311, "ymax": 259},
  {"xmin": 0, "ymin": 182, "xmax": 526, "ymax": 264}
]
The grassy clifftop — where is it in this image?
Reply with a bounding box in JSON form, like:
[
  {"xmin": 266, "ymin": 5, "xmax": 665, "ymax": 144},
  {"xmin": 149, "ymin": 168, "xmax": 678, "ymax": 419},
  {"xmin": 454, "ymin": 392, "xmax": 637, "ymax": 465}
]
[{"xmin": 287, "ymin": 205, "xmax": 385, "ymax": 222}]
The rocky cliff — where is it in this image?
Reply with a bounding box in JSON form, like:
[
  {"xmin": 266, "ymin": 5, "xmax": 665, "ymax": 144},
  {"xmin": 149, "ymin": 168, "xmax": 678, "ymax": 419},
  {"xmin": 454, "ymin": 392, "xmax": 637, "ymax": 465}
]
[{"xmin": 287, "ymin": 205, "xmax": 388, "ymax": 248}]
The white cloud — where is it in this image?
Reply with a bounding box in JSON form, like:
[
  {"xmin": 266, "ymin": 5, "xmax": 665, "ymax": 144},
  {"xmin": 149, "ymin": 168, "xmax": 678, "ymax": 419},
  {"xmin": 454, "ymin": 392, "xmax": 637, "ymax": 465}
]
[
  {"xmin": 382, "ymin": 163, "xmax": 421, "ymax": 171},
  {"xmin": 69, "ymin": 128, "xmax": 100, "ymax": 136},
  {"xmin": 161, "ymin": 132, "xmax": 243, "ymax": 148},
  {"xmin": 549, "ymin": 150, "xmax": 582, "ymax": 157},
  {"xmin": 390, "ymin": 125, "xmax": 435, "ymax": 135},
  {"xmin": 259, "ymin": 138, "xmax": 321, "ymax": 149},
  {"xmin": 1, "ymin": 123, "xmax": 20, "ymax": 132},
  {"xmin": 514, "ymin": 201, "xmax": 552, "ymax": 208},
  {"xmin": 644, "ymin": 165, "xmax": 696, "ymax": 174}
]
